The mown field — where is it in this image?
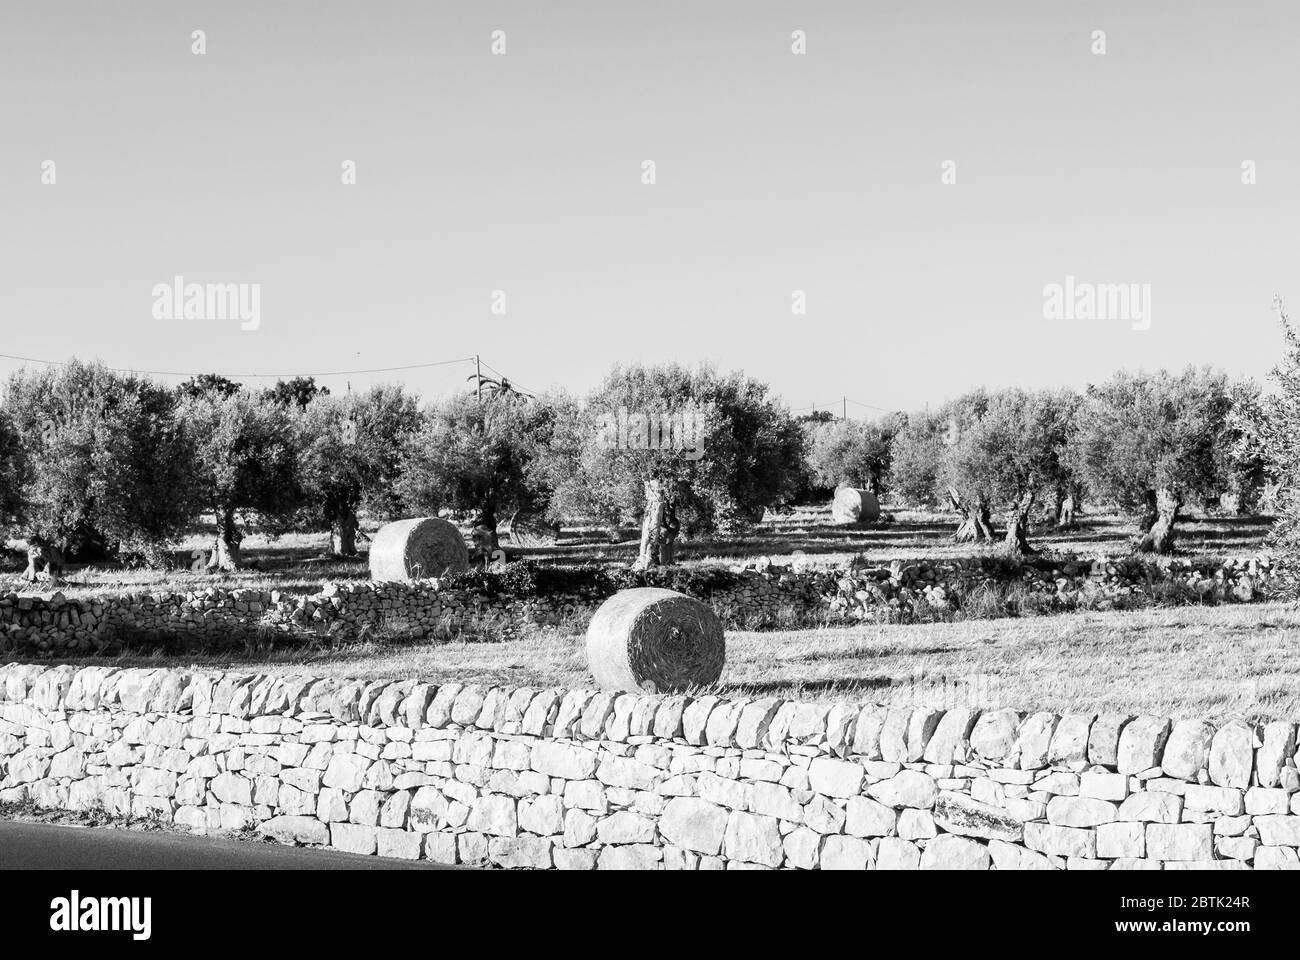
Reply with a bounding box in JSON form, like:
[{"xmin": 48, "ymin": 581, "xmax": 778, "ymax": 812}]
[
  {"xmin": 3, "ymin": 505, "xmax": 1295, "ymax": 721},
  {"xmin": 52, "ymin": 602, "xmax": 1300, "ymax": 723}
]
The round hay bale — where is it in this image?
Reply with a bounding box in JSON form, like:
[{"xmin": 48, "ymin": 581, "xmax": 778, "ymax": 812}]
[
  {"xmin": 831, "ymin": 488, "xmax": 881, "ymax": 525},
  {"xmin": 586, "ymin": 587, "xmax": 725, "ymax": 693},
  {"xmin": 368, "ymin": 517, "xmax": 469, "ymax": 582}
]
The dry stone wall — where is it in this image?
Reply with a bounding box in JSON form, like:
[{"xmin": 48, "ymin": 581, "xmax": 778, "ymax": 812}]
[
  {"xmin": 0, "ymin": 553, "xmax": 1285, "ymax": 655},
  {"xmin": 2, "ymin": 662, "xmax": 1299, "ymax": 870}
]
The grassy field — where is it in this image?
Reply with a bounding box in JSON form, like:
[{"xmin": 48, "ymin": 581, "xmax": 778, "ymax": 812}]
[
  {"xmin": 0, "ymin": 506, "xmax": 1276, "ymax": 600},
  {"xmin": 54, "ymin": 601, "xmax": 1300, "ymax": 723},
  {"xmin": 4, "ymin": 504, "xmax": 1291, "ymax": 721}
]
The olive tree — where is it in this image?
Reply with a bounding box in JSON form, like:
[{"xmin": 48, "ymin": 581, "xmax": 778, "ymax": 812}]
[
  {"xmin": 1254, "ymin": 297, "xmax": 1300, "ymax": 544},
  {"xmin": 941, "ymin": 389, "xmax": 1076, "ymax": 553},
  {"xmin": 178, "ymin": 390, "xmax": 305, "ymax": 569},
  {"xmin": 2, "ymin": 361, "xmax": 200, "ymax": 564},
  {"xmin": 537, "ymin": 364, "xmax": 806, "ymax": 568},
  {"xmin": 806, "ymin": 416, "xmax": 898, "ymax": 494},
  {"xmin": 296, "ymin": 385, "xmax": 421, "ymax": 555},
  {"xmin": 396, "ymin": 392, "xmax": 555, "ymax": 549},
  {"xmin": 1069, "ymin": 367, "xmax": 1234, "ymax": 553}
]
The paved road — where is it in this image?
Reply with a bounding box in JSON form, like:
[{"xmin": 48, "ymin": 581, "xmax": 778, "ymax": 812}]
[{"xmin": 0, "ymin": 819, "xmax": 452, "ymax": 870}]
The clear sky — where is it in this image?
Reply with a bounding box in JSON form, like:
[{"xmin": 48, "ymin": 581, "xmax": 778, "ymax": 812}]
[{"xmin": 2, "ymin": 1, "xmax": 1297, "ymax": 415}]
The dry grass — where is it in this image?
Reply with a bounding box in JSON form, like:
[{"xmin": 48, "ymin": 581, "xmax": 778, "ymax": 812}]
[{"xmin": 38, "ymin": 601, "xmax": 1300, "ymax": 724}]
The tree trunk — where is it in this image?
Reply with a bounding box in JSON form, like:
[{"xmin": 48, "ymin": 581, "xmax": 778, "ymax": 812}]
[
  {"xmin": 949, "ymin": 487, "xmax": 995, "ymax": 543},
  {"xmin": 1058, "ymin": 492, "xmax": 1075, "ymax": 528},
  {"xmin": 22, "ymin": 536, "xmax": 65, "ymax": 583},
  {"xmin": 1004, "ymin": 491, "xmax": 1036, "ymax": 555},
  {"xmin": 1135, "ymin": 487, "xmax": 1180, "ymax": 554},
  {"xmin": 634, "ymin": 479, "xmax": 680, "ymax": 569},
  {"xmin": 330, "ymin": 510, "xmax": 359, "ymax": 557},
  {"xmin": 208, "ymin": 508, "xmax": 242, "ymax": 571},
  {"xmin": 477, "ymin": 503, "xmax": 500, "ymax": 551}
]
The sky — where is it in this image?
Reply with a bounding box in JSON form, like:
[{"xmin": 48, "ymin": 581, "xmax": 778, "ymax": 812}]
[{"xmin": 2, "ymin": 0, "xmax": 1298, "ymax": 416}]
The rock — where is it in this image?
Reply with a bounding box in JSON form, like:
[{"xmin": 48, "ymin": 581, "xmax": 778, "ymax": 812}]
[
  {"xmin": 1087, "ymin": 714, "xmax": 1131, "ymax": 767},
  {"xmin": 1116, "ymin": 716, "xmax": 1171, "ymax": 774},
  {"xmin": 1016, "ymin": 712, "xmax": 1059, "ymax": 769},
  {"xmin": 920, "ymin": 834, "xmax": 990, "ymax": 870},
  {"xmin": 1096, "ymin": 822, "xmax": 1144, "ymax": 858},
  {"xmin": 1244, "ymin": 787, "xmax": 1290, "ymax": 816},
  {"xmin": 1257, "ymin": 722, "xmax": 1296, "ymax": 788},
  {"xmin": 1145, "ymin": 823, "xmax": 1212, "ymax": 861},
  {"xmin": 596, "ymin": 810, "xmax": 656, "ymax": 845},
  {"xmin": 261, "ymin": 815, "xmax": 328, "ymax": 845},
  {"xmin": 1208, "ymin": 721, "xmax": 1253, "ymax": 789},
  {"xmin": 933, "ymin": 792, "xmax": 1024, "ymax": 841},
  {"xmin": 466, "ymin": 795, "xmax": 517, "ymax": 838},
  {"xmin": 1118, "ymin": 791, "xmax": 1182, "ymax": 824},
  {"xmin": 1045, "ymin": 796, "xmax": 1118, "ymax": 828},
  {"xmin": 845, "ymin": 796, "xmax": 898, "ymax": 838},
  {"xmin": 782, "ymin": 826, "xmax": 823, "ymax": 869},
  {"xmin": 1024, "ymin": 822, "xmax": 1096, "ymax": 859},
  {"xmin": 530, "ymin": 741, "xmax": 598, "ymax": 780},
  {"xmin": 735, "ymin": 699, "xmax": 782, "ymax": 750},
  {"xmin": 875, "ymin": 837, "xmax": 921, "ymax": 870},
  {"xmin": 1047, "ymin": 713, "xmax": 1094, "ymax": 765},
  {"xmin": 867, "ymin": 770, "xmax": 937, "ymax": 809},
  {"xmin": 820, "ymin": 835, "xmax": 872, "ymax": 870},
  {"xmin": 807, "ymin": 757, "xmax": 864, "ymax": 798},
  {"xmin": 923, "ymin": 708, "xmax": 978, "ymax": 764},
  {"xmin": 490, "ymin": 837, "xmax": 554, "ymax": 869},
  {"xmin": 1182, "ymin": 784, "xmax": 1244, "ymax": 816},
  {"xmin": 659, "ymin": 797, "xmax": 728, "ymax": 855},
  {"xmin": 905, "ymin": 708, "xmax": 944, "ymax": 762},
  {"xmin": 851, "ymin": 706, "xmax": 887, "ymax": 759},
  {"xmin": 1161, "ymin": 719, "xmax": 1214, "ymax": 781},
  {"xmin": 1253, "ymin": 815, "xmax": 1300, "ymax": 847},
  {"xmin": 724, "ymin": 812, "xmax": 782, "ymax": 867},
  {"xmin": 970, "ymin": 709, "xmax": 1020, "ymax": 760},
  {"xmin": 330, "ymin": 823, "xmax": 378, "ymax": 855}
]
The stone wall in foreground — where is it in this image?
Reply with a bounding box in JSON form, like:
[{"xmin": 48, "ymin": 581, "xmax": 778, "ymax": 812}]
[{"xmin": 2, "ymin": 663, "xmax": 1299, "ymax": 869}]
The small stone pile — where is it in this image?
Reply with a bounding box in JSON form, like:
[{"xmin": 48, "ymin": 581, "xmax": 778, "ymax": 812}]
[{"xmin": 3, "ymin": 662, "xmax": 1299, "ymax": 869}]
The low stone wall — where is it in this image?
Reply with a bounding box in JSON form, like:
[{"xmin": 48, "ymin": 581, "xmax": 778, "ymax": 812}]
[
  {"xmin": 2, "ymin": 662, "xmax": 1298, "ymax": 869},
  {"xmin": 0, "ymin": 553, "xmax": 1285, "ymax": 655}
]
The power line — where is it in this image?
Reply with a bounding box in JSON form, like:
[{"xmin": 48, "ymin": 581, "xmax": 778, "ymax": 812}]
[
  {"xmin": 478, "ymin": 360, "xmax": 539, "ymax": 397},
  {"xmin": 0, "ymin": 352, "xmax": 477, "ymax": 380},
  {"xmin": 845, "ymin": 397, "xmax": 897, "ymax": 414}
]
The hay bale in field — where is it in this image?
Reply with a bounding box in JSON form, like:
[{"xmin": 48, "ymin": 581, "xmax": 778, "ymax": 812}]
[
  {"xmin": 368, "ymin": 517, "xmax": 470, "ymax": 582},
  {"xmin": 586, "ymin": 587, "xmax": 725, "ymax": 693},
  {"xmin": 831, "ymin": 487, "xmax": 881, "ymax": 525}
]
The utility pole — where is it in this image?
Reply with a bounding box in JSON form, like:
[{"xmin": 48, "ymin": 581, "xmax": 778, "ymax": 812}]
[
  {"xmin": 475, "ymin": 355, "xmax": 482, "ymax": 403},
  {"xmin": 842, "ymin": 397, "xmax": 847, "ymax": 421}
]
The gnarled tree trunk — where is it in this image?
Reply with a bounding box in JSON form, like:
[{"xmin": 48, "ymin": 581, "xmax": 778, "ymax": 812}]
[
  {"xmin": 1135, "ymin": 487, "xmax": 1180, "ymax": 554},
  {"xmin": 1004, "ymin": 490, "xmax": 1036, "ymax": 555},
  {"xmin": 330, "ymin": 510, "xmax": 359, "ymax": 557},
  {"xmin": 23, "ymin": 536, "xmax": 65, "ymax": 583},
  {"xmin": 949, "ymin": 486, "xmax": 995, "ymax": 542},
  {"xmin": 208, "ymin": 508, "xmax": 243, "ymax": 571},
  {"xmin": 634, "ymin": 479, "xmax": 680, "ymax": 569},
  {"xmin": 476, "ymin": 503, "xmax": 500, "ymax": 552}
]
